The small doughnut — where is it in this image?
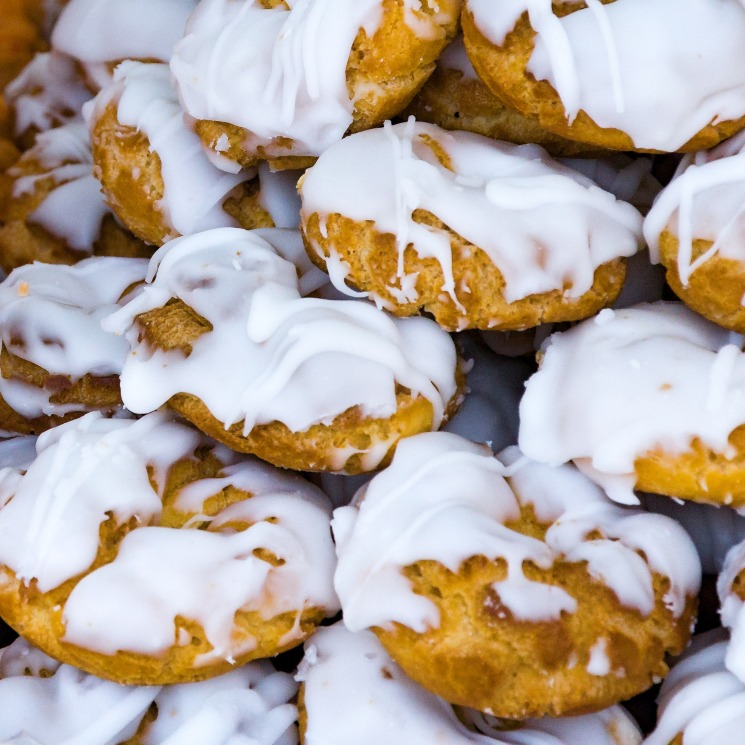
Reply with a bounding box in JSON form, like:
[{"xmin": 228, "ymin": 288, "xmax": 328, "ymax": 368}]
[
  {"xmin": 104, "ymin": 227, "xmax": 462, "ymax": 473},
  {"xmin": 170, "ymin": 0, "xmax": 461, "ymax": 170},
  {"xmin": 644, "ymin": 131, "xmax": 745, "ymax": 333},
  {"xmin": 299, "ymin": 120, "xmax": 642, "ymax": 331},
  {"xmin": 462, "ymin": 0, "xmax": 745, "ymax": 153},
  {"xmin": 297, "ymin": 624, "xmax": 642, "ymax": 744},
  {"xmin": 0, "ymin": 121, "xmax": 151, "ymax": 273},
  {"xmin": 0, "ymin": 411, "xmax": 340, "ymax": 684},
  {"xmin": 51, "ymin": 0, "xmax": 198, "ymax": 90},
  {"xmin": 333, "ymin": 432, "xmax": 700, "ymax": 717},
  {"xmin": 0, "ymin": 256, "xmax": 147, "ymax": 435},
  {"xmin": 404, "ymin": 35, "xmax": 594, "ymax": 158},
  {"xmin": 519, "ymin": 302, "xmax": 745, "ymax": 506}
]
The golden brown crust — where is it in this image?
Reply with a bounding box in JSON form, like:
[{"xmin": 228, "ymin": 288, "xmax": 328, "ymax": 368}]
[
  {"xmin": 373, "ymin": 513, "xmax": 695, "ymax": 717},
  {"xmin": 461, "ymin": 4, "xmax": 745, "ymax": 154},
  {"xmin": 0, "ymin": 0, "xmax": 46, "ymax": 90},
  {"xmin": 302, "ymin": 210, "xmax": 627, "ymax": 331}
]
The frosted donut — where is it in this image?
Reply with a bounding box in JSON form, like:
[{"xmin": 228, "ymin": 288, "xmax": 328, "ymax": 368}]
[
  {"xmin": 0, "ymin": 121, "xmax": 151, "ymax": 273},
  {"xmin": 333, "ymin": 432, "xmax": 700, "ymax": 717},
  {"xmin": 462, "ymin": 0, "xmax": 745, "ymax": 153},
  {"xmin": 0, "ymin": 411, "xmax": 340, "ymax": 684},
  {"xmin": 644, "ymin": 630, "xmax": 745, "ymax": 745},
  {"xmin": 644, "ymin": 131, "xmax": 745, "ymax": 333},
  {"xmin": 519, "ymin": 302, "xmax": 745, "ymax": 506},
  {"xmin": 404, "ymin": 35, "xmax": 594, "ymax": 158},
  {"xmin": 86, "ymin": 62, "xmax": 302, "ymax": 248},
  {"xmin": 297, "ymin": 624, "xmax": 642, "ymax": 745},
  {"xmin": 299, "ymin": 120, "xmax": 642, "ymax": 331},
  {"xmin": 0, "ymin": 257, "xmax": 147, "ymax": 435},
  {"xmin": 51, "ymin": 0, "xmax": 198, "ymax": 90},
  {"xmin": 104, "ymin": 227, "xmax": 461, "ymax": 474},
  {"xmin": 4, "ymin": 51, "xmax": 91, "ymax": 149},
  {"xmin": 170, "ymin": 0, "xmax": 461, "ymax": 170}
]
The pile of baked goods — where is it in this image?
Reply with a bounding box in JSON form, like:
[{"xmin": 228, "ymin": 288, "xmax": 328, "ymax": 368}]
[{"xmin": 3, "ymin": 0, "xmax": 745, "ymax": 742}]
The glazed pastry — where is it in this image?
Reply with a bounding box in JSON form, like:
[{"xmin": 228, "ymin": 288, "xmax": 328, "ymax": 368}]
[
  {"xmin": 462, "ymin": 0, "xmax": 745, "ymax": 153},
  {"xmin": 299, "ymin": 120, "xmax": 642, "ymax": 331},
  {"xmin": 333, "ymin": 432, "xmax": 700, "ymax": 717},
  {"xmin": 644, "ymin": 130, "xmax": 745, "ymax": 332},
  {"xmin": 716, "ymin": 539, "xmax": 745, "ymax": 683},
  {"xmin": 0, "ymin": 412, "xmax": 340, "ymax": 684},
  {"xmin": 170, "ymin": 0, "xmax": 461, "ymax": 170},
  {"xmin": 0, "ymin": 121, "xmax": 151, "ymax": 272},
  {"xmin": 519, "ymin": 302, "xmax": 745, "ymax": 506},
  {"xmin": 298, "ymin": 624, "xmax": 642, "ymax": 744},
  {"xmin": 104, "ymin": 227, "xmax": 461, "ymax": 473},
  {"xmin": 0, "ymin": 256, "xmax": 147, "ymax": 434}
]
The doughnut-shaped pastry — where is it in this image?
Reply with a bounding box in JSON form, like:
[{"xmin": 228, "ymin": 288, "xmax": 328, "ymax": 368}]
[
  {"xmin": 462, "ymin": 0, "xmax": 745, "ymax": 153},
  {"xmin": 0, "ymin": 411, "xmax": 340, "ymax": 684},
  {"xmin": 644, "ymin": 131, "xmax": 745, "ymax": 333},
  {"xmin": 333, "ymin": 432, "xmax": 700, "ymax": 717},
  {"xmin": 170, "ymin": 0, "xmax": 461, "ymax": 170},
  {"xmin": 86, "ymin": 62, "xmax": 303, "ymax": 248},
  {"xmin": 298, "ymin": 624, "xmax": 642, "ymax": 745},
  {"xmin": 519, "ymin": 302, "xmax": 745, "ymax": 506},
  {"xmin": 644, "ymin": 630, "xmax": 745, "ymax": 745},
  {"xmin": 4, "ymin": 51, "xmax": 91, "ymax": 149},
  {"xmin": 51, "ymin": 0, "xmax": 198, "ymax": 90},
  {"xmin": 404, "ymin": 36, "xmax": 593, "ymax": 157},
  {"xmin": 0, "ymin": 121, "xmax": 151, "ymax": 273},
  {"xmin": 299, "ymin": 120, "xmax": 642, "ymax": 331},
  {"xmin": 0, "ymin": 257, "xmax": 147, "ymax": 435},
  {"xmin": 104, "ymin": 227, "xmax": 461, "ymax": 473}
]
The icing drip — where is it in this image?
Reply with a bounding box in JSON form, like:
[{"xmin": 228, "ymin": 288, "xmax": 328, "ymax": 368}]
[
  {"xmin": 4, "ymin": 52, "xmax": 91, "ymax": 139},
  {"xmin": 86, "ymin": 61, "xmax": 247, "ymax": 238},
  {"xmin": 519, "ymin": 302, "xmax": 745, "ymax": 504},
  {"xmin": 299, "ymin": 120, "xmax": 642, "ymax": 307},
  {"xmin": 718, "ymin": 541, "xmax": 745, "ymax": 682},
  {"xmin": 10, "ymin": 122, "xmax": 111, "ymax": 253},
  {"xmin": 333, "ymin": 432, "xmax": 700, "ymax": 633},
  {"xmin": 644, "ymin": 129, "xmax": 745, "ymax": 286},
  {"xmin": 468, "ymin": 0, "xmax": 745, "ymax": 150},
  {"xmin": 0, "ymin": 412, "xmax": 338, "ymax": 658},
  {"xmin": 257, "ymin": 163, "xmax": 302, "ymax": 230},
  {"xmin": 104, "ymin": 227, "xmax": 457, "ymax": 438},
  {"xmin": 298, "ymin": 624, "xmax": 641, "ymax": 745}
]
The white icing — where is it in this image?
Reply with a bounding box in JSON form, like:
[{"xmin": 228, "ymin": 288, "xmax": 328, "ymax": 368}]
[
  {"xmin": 644, "ymin": 129, "xmax": 745, "ymax": 286},
  {"xmin": 467, "ymin": 0, "xmax": 745, "ymax": 151},
  {"xmin": 0, "ymin": 412, "xmax": 338, "ymax": 658},
  {"xmin": 9, "ymin": 121, "xmax": 111, "ymax": 253},
  {"xmin": 718, "ymin": 540, "xmax": 745, "ymax": 682},
  {"xmin": 333, "ymin": 432, "xmax": 700, "ymax": 633},
  {"xmin": 299, "ymin": 120, "xmax": 641, "ymax": 309},
  {"xmin": 85, "ymin": 61, "xmax": 248, "ymax": 239},
  {"xmin": 103, "ymin": 227, "xmax": 457, "ymax": 452},
  {"xmin": 0, "ymin": 436, "xmax": 37, "ymax": 472},
  {"xmin": 4, "ymin": 52, "xmax": 91, "ymax": 139},
  {"xmin": 438, "ymin": 35, "xmax": 479, "ymax": 81},
  {"xmin": 170, "ymin": 0, "xmax": 454, "ymax": 162},
  {"xmin": 519, "ymin": 302, "xmax": 745, "ymax": 505},
  {"xmin": 52, "ymin": 0, "xmax": 197, "ymax": 64},
  {"xmin": 299, "ymin": 624, "xmax": 641, "ymax": 745},
  {"xmin": 257, "ymin": 163, "xmax": 302, "ymax": 230}
]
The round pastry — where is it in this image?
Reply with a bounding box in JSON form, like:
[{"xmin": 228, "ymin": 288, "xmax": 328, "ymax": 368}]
[
  {"xmin": 170, "ymin": 0, "xmax": 461, "ymax": 170},
  {"xmin": 462, "ymin": 0, "xmax": 745, "ymax": 153},
  {"xmin": 716, "ymin": 539, "xmax": 745, "ymax": 683},
  {"xmin": 644, "ymin": 130, "xmax": 745, "ymax": 333},
  {"xmin": 404, "ymin": 35, "xmax": 594, "ymax": 157},
  {"xmin": 51, "ymin": 0, "xmax": 198, "ymax": 90},
  {"xmin": 4, "ymin": 50, "xmax": 91, "ymax": 149},
  {"xmin": 299, "ymin": 120, "xmax": 642, "ymax": 331},
  {"xmin": 333, "ymin": 432, "xmax": 700, "ymax": 717},
  {"xmin": 298, "ymin": 623, "xmax": 642, "ymax": 744},
  {"xmin": 0, "ymin": 411, "xmax": 340, "ymax": 684},
  {"xmin": 0, "ymin": 256, "xmax": 147, "ymax": 435},
  {"xmin": 0, "ymin": 121, "xmax": 151, "ymax": 273},
  {"xmin": 104, "ymin": 227, "xmax": 461, "ymax": 474},
  {"xmin": 519, "ymin": 302, "xmax": 745, "ymax": 506},
  {"xmin": 644, "ymin": 630, "xmax": 744, "ymax": 745}
]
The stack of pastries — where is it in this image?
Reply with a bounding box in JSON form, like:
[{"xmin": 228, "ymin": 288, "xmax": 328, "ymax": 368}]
[{"xmin": 2, "ymin": 1, "xmax": 745, "ymax": 743}]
